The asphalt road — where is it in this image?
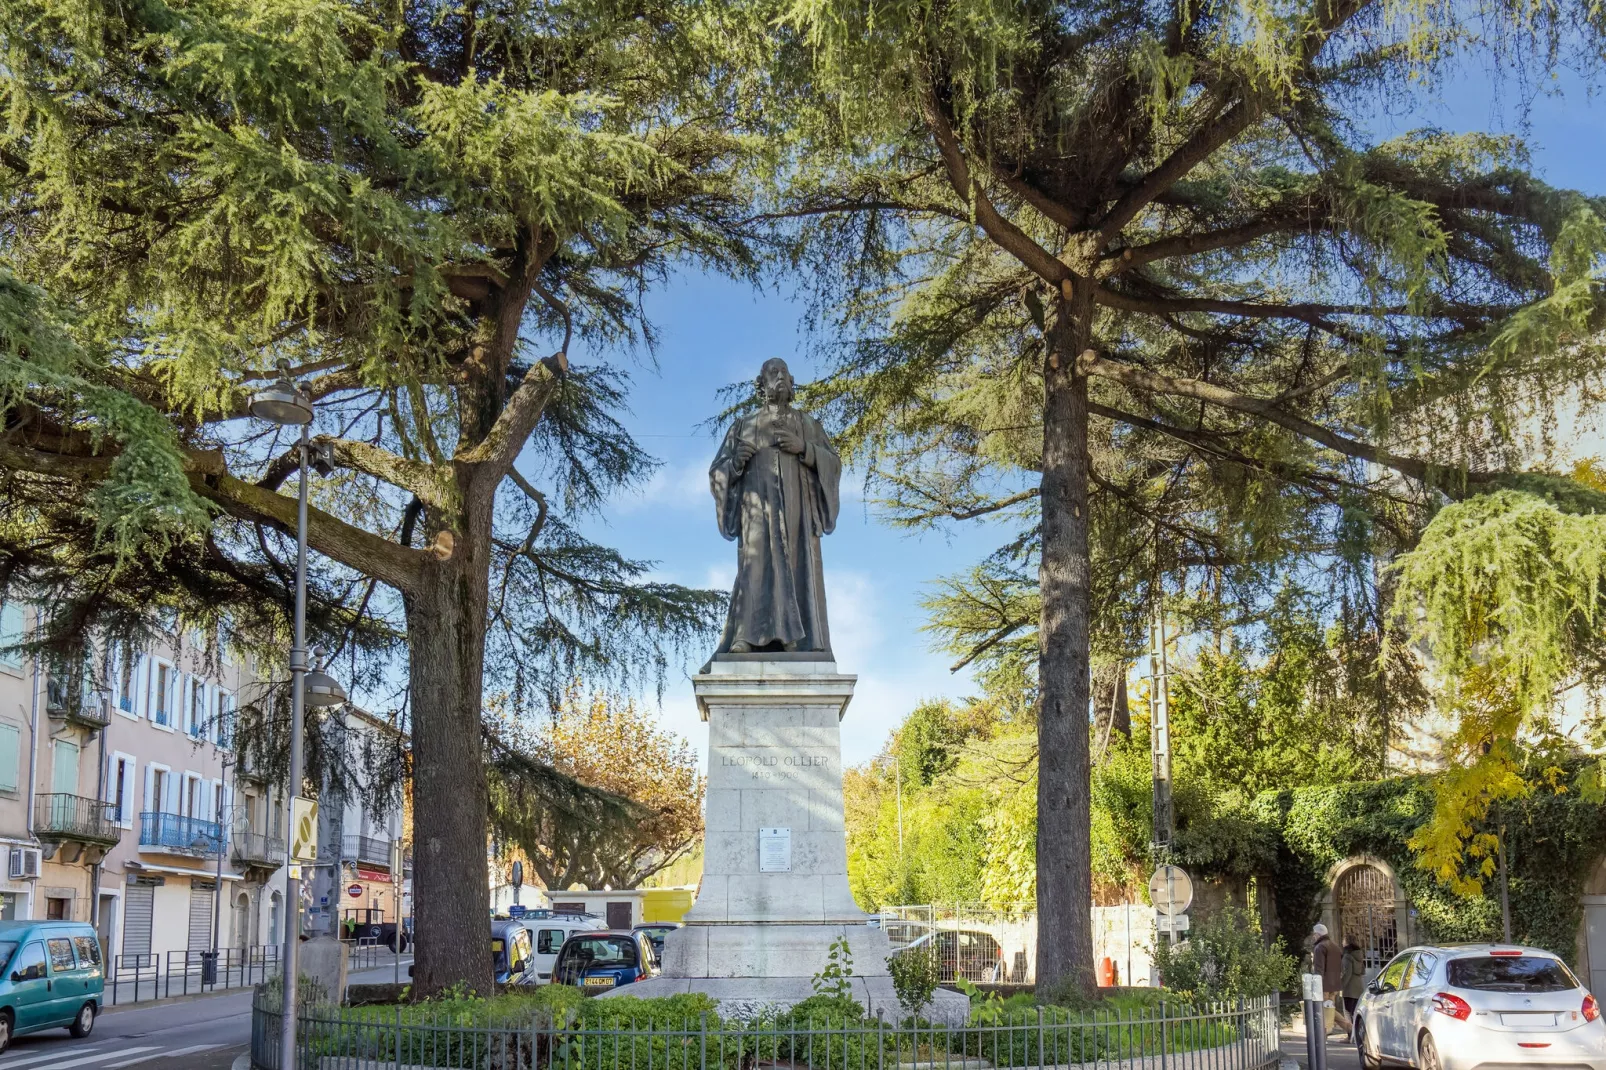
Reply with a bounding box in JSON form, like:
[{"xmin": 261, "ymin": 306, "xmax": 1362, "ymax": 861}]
[{"xmin": 0, "ymin": 958, "xmax": 415, "ymax": 1070}]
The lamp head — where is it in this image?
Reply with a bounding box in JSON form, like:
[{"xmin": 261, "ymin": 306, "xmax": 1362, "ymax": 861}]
[
  {"xmin": 305, "ymin": 668, "xmax": 347, "ymax": 707},
  {"xmin": 249, "ymin": 362, "xmax": 313, "ymax": 426}
]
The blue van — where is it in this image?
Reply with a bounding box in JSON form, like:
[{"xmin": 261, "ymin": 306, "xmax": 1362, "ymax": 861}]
[{"xmin": 0, "ymin": 921, "xmax": 104, "ymax": 1052}]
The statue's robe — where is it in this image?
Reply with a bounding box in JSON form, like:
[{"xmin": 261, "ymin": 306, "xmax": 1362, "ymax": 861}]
[{"xmin": 709, "ymin": 405, "xmax": 841, "ymax": 653}]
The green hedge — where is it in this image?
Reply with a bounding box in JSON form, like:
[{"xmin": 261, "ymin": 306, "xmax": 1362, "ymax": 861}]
[{"xmin": 1239, "ymin": 776, "xmax": 1606, "ymax": 963}]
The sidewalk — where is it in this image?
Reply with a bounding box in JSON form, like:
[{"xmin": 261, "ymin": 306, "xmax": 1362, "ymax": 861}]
[{"xmin": 1280, "ymin": 1009, "xmax": 1362, "ymax": 1070}]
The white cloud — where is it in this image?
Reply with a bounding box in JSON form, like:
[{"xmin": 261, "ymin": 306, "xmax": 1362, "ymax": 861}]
[{"xmin": 615, "ymin": 459, "xmax": 712, "ymax": 515}]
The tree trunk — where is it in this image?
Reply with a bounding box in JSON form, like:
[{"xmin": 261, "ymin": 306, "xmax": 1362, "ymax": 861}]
[
  {"xmin": 1035, "ymin": 285, "xmax": 1096, "ymax": 995},
  {"xmin": 405, "ymin": 504, "xmax": 495, "ymax": 996}
]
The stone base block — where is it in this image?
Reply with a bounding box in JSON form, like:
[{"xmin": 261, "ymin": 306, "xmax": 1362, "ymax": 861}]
[
  {"xmin": 659, "ymin": 921, "xmax": 894, "ymax": 979},
  {"xmin": 598, "ymin": 972, "xmax": 971, "ymax": 1026}
]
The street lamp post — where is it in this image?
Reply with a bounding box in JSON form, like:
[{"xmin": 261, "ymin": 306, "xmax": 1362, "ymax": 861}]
[
  {"xmin": 249, "ymin": 364, "xmax": 344, "ymax": 1070},
  {"xmin": 206, "ymin": 754, "xmax": 235, "ymax": 986}
]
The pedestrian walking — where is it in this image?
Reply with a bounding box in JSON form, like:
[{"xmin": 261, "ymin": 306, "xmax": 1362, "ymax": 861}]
[
  {"xmin": 1340, "ymin": 936, "xmax": 1366, "ymax": 1039},
  {"xmin": 1311, "ymin": 923, "xmax": 1345, "ymax": 1035}
]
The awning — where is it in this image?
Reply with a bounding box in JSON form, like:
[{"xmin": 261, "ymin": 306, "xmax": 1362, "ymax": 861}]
[{"xmin": 124, "ymin": 862, "xmax": 243, "ymax": 882}]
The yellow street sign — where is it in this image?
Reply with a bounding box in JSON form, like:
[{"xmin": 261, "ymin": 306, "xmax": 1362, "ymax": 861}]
[{"xmin": 291, "ymin": 797, "xmax": 319, "ymax": 862}]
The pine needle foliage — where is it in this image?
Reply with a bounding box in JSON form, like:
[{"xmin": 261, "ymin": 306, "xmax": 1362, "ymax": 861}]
[
  {"xmin": 757, "ymin": 0, "xmax": 1606, "ymax": 991},
  {"xmin": 0, "ymin": 0, "xmax": 766, "ymax": 994}
]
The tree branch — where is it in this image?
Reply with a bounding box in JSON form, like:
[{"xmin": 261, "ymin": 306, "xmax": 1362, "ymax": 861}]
[
  {"xmin": 1079, "ymin": 351, "xmax": 1483, "ymax": 490},
  {"xmin": 459, "ymin": 353, "xmax": 569, "ymax": 472}
]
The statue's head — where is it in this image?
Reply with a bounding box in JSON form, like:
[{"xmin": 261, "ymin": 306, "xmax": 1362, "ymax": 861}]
[{"xmin": 756, "ymin": 358, "xmax": 795, "ymax": 406}]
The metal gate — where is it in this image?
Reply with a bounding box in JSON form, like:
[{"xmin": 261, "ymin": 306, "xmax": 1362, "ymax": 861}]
[
  {"xmin": 189, "ymin": 880, "xmax": 214, "ymax": 950},
  {"xmin": 1335, "ymin": 864, "xmax": 1398, "ymax": 973},
  {"xmin": 123, "ymin": 882, "xmax": 154, "ymax": 958}
]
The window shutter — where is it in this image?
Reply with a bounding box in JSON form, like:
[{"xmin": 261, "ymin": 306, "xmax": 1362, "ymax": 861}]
[
  {"xmin": 0, "ymin": 604, "xmax": 22, "ymax": 671},
  {"xmin": 0, "ymin": 725, "xmax": 20, "ymax": 793},
  {"xmin": 143, "ymin": 764, "xmax": 155, "ymax": 812}
]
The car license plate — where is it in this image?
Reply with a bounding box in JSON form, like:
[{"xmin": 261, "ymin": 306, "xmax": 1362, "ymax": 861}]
[
  {"xmin": 584, "ymin": 976, "xmax": 615, "ymax": 988},
  {"xmin": 1499, "ymin": 1013, "xmax": 1557, "ymax": 1027}
]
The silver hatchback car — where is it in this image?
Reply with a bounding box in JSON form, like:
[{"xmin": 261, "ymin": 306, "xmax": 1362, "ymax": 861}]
[{"xmin": 1355, "ymin": 943, "xmax": 1606, "ymax": 1070}]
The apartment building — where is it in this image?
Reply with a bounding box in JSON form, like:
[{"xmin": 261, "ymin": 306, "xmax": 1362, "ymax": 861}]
[
  {"xmin": 309, "ymin": 708, "xmax": 410, "ymax": 939},
  {"xmin": 0, "ymin": 597, "xmax": 290, "ymax": 966}
]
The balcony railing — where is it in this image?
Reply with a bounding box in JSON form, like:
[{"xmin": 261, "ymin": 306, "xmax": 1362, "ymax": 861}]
[
  {"xmin": 231, "ymin": 830, "xmax": 286, "ymax": 869},
  {"xmin": 45, "ymin": 677, "xmax": 110, "ymax": 730},
  {"xmin": 341, "ymin": 833, "xmax": 393, "ymax": 867},
  {"xmin": 35, "ymin": 794, "xmax": 120, "ymax": 845},
  {"xmin": 139, "ymin": 812, "xmax": 223, "ymax": 856}
]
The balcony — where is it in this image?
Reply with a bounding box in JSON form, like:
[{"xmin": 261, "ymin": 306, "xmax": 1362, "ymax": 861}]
[
  {"xmin": 139, "ymin": 812, "xmax": 223, "ymax": 857},
  {"xmin": 341, "ymin": 833, "xmax": 394, "ymax": 867},
  {"xmin": 45, "ymin": 676, "xmax": 110, "ymax": 731},
  {"xmin": 230, "ymin": 830, "xmax": 285, "ymax": 870},
  {"xmin": 34, "ymin": 794, "xmax": 120, "ymax": 847}
]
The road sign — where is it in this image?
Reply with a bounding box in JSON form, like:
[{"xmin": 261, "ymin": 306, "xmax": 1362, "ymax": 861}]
[
  {"xmin": 512, "ymin": 860, "xmax": 523, "ymax": 889},
  {"xmin": 508, "ymin": 904, "xmax": 527, "ymax": 919},
  {"xmin": 290, "ymin": 797, "xmax": 319, "ymax": 862},
  {"xmin": 319, "ymin": 895, "xmax": 329, "ymax": 906},
  {"xmin": 347, "ymin": 883, "xmax": 363, "ymax": 898},
  {"xmin": 1148, "ymin": 864, "xmax": 1193, "ymax": 916},
  {"xmin": 1156, "ymin": 912, "xmax": 1190, "ymax": 934}
]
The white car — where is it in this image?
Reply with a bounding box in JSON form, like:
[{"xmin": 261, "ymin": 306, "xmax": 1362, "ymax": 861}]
[{"xmin": 1354, "ymin": 943, "xmax": 1606, "ymax": 1070}]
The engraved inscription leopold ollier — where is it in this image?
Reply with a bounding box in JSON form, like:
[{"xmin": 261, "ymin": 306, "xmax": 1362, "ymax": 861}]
[{"xmin": 709, "ymin": 358, "xmax": 841, "ymax": 654}]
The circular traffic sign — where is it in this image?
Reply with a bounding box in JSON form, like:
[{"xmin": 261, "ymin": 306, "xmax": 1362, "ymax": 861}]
[
  {"xmin": 1148, "ymin": 864, "xmax": 1193, "ymax": 915},
  {"xmin": 347, "ymin": 883, "xmax": 363, "ymax": 898}
]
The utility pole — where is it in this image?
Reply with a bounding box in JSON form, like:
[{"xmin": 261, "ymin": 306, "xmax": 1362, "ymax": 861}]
[{"xmin": 1148, "ymin": 597, "xmax": 1174, "ymax": 858}]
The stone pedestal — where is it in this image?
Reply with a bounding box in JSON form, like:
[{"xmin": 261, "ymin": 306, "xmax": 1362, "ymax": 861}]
[{"xmin": 606, "ymin": 655, "xmax": 967, "ymax": 1023}]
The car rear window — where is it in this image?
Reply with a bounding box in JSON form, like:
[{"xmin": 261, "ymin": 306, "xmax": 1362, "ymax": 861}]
[
  {"xmin": 564, "ymin": 936, "xmax": 637, "ymax": 966},
  {"xmin": 1446, "ymin": 956, "xmax": 1578, "ymax": 992}
]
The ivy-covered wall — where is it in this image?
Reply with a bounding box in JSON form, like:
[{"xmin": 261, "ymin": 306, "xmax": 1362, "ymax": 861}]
[{"xmin": 1241, "ymin": 777, "xmax": 1606, "ymax": 963}]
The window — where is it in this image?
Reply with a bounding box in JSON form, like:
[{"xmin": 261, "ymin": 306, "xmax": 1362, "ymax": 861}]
[
  {"xmin": 537, "ymin": 929, "xmax": 564, "ymax": 955},
  {"xmin": 187, "ymin": 678, "xmax": 205, "ymax": 738},
  {"xmin": 152, "ymin": 663, "xmax": 172, "ymax": 727},
  {"xmin": 1405, "ymin": 952, "xmax": 1438, "ymax": 989},
  {"xmin": 1446, "ymin": 955, "xmax": 1578, "ymax": 992},
  {"xmin": 46, "ymin": 936, "xmax": 73, "ymax": 968},
  {"xmin": 185, "ymin": 775, "xmax": 205, "ymax": 819},
  {"xmin": 12, "ymin": 942, "xmax": 45, "ymax": 981},
  {"xmin": 52, "ymin": 739, "xmax": 79, "ymax": 796},
  {"xmin": 1376, "ymin": 953, "xmax": 1411, "ymax": 993},
  {"xmin": 0, "ymin": 895, "xmax": 16, "ymax": 921},
  {"xmin": 217, "ymin": 691, "xmax": 235, "ymax": 748},
  {"xmin": 111, "ymin": 754, "xmax": 134, "ymax": 825},
  {"xmin": 0, "ymin": 724, "xmax": 20, "ymax": 794},
  {"xmin": 45, "ymin": 899, "xmax": 67, "ymax": 920},
  {"xmin": 0, "ymin": 603, "xmax": 22, "ymax": 672},
  {"xmin": 72, "ymin": 936, "xmax": 100, "ymax": 967},
  {"xmin": 115, "ymin": 648, "xmax": 138, "ymax": 714},
  {"xmin": 149, "ymin": 766, "xmax": 170, "ymax": 814}
]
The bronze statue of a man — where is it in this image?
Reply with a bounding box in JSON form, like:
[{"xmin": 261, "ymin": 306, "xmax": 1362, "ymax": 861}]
[{"xmin": 709, "ymin": 358, "xmax": 841, "ymax": 654}]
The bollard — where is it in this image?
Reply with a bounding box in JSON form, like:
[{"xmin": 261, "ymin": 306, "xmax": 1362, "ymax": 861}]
[{"xmin": 1301, "ymin": 973, "xmax": 1327, "ymax": 1070}]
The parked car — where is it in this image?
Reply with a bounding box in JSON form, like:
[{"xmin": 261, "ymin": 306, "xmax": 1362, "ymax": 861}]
[
  {"xmin": 0, "ymin": 920, "xmax": 104, "ymax": 1053},
  {"xmin": 551, "ymin": 930, "xmax": 659, "ymax": 993},
  {"xmin": 1355, "ymin": 943, "xmax": 1606, "ymax": 1070},
  {"xmin": 490, "ymin": 920, "xmax": 536, "ymax": 986},
  {"xmin": 520, "ymin": 916, "xmax": 603, "ymax": 983},
  {"xmin": 632, "ymin": 923, "xmax": 683, "ymax": 956},
  {"xmin": 898, "ymin": 929, "xmax": 1008, "ymax": 984}
]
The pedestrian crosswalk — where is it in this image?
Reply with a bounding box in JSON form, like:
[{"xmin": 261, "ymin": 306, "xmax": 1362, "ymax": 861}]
[{"xmin": 0, "ymin": 1043, "xmax": 219, "ymax": 1070}]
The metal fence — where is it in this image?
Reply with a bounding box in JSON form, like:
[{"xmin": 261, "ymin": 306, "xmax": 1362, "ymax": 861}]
[
  {"xmin": 107, "ymin": 942, "xmax": 412, "ymax": 1006},
  {"xmin": 110, "ymin": 945, "xmax": 282, "ymax": 1004},
  {"xmin": 883, "ymin": 904, "xmax": 1040, "ymax": 985},
  {"xmin": 251, "ymin": 989, "xmax": 1280, "ymax": 1070}
]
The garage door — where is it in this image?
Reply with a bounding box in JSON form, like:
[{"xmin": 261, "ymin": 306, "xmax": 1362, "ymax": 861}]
[
  {"xmin": 189, "ymin": 881, "xmax": 214, "ymax": 950},
  {"xmin": 123, "ymin": 883, "xmax": 154, "ymax": 961},
  {"xmin": 606, "ymin": 902, "xmax": 632, "ymax": 929}
]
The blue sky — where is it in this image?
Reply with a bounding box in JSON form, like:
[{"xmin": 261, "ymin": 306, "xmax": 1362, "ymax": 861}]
[{"xmin": 563, "ymin": 56, "xmax": 1606, "ymax": 767}]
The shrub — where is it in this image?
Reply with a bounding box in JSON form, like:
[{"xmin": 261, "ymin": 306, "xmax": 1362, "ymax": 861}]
[
  {"xmin": 887, "ymin": 947, "xmax": 940, "ymax": 1020},
  {"xmin": 1150, "ymin": 905, "xmax": 1294, "ymax": 1002}
]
